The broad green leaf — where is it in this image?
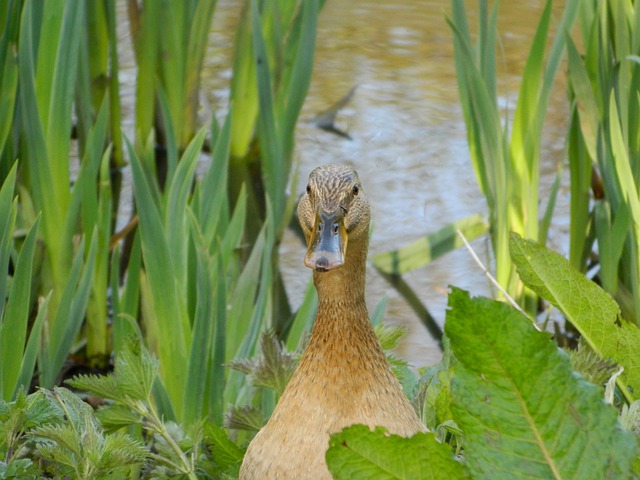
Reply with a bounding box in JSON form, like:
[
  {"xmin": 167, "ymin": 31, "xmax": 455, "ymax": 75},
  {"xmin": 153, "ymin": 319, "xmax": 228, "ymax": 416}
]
[
  {"xmin": 372, "ymin": 214, "xmax": 488, "ymax": 275},
  {"xmin": 446, "ymin": 287, "xmax": 636, "ymax": 479},
  {"xmin": 204, "ymin": 424, "xmax": 245, "ymax": 474},
  {"xmin": 510, "ymin": 233, "xmax": 640, "ymax": 403},
  {"xmin": 326, "ymin": 425, "xmax": 469, "ymax": 480},
  {"xmin": 96, "ymin": 404, "xmax": 142, "ymax": 433}
]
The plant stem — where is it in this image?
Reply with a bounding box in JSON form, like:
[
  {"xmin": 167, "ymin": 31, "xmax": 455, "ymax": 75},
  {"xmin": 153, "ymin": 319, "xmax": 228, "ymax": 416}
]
[{"xmin": 133, "ymin": 399, "xmax": 197, "ymax": 479}]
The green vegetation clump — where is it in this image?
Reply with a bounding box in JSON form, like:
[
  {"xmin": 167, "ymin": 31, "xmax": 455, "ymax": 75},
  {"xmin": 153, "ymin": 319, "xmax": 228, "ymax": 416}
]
[{"xmin": 1, "ymin": 0, "xmax": 640, "ymax": 478}]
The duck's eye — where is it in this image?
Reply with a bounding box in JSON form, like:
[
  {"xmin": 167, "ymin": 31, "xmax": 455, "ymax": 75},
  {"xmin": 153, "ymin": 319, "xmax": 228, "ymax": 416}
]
[
  {"xmin": 333, "ymin": 223, "xmax": 339, "ymax": 235},
  {"xmin": 306, "ymin": 184, "xmax": 311, "ymax": 194},
  {"xmin": 352, "ymin": 184, "xmax": 359, "ymax": 196}
]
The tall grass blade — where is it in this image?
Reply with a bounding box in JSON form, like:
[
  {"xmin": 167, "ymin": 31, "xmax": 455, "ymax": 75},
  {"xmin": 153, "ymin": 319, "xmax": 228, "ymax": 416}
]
[
  {"xmin": 251, "ymin": 0, "xmax": 285, "ymax": 230},
  {"xmin": 0, "ymin": 42, "xmax": 17, "ymax": 166},
  {"xmin": 130, "ymin": 0, "xmax": 158, "ymax": 145},
  {"xmin": 210, "ymin": 256, "xmax": 227, "ymax": 425},
  {"xmin": 17, "ymin": 293, "xmax": 51, "ymax": 395},
  {"xmin": 1, "ymin": 215, "xmax": 39, "ymax": 400},
  {"xmin": 181, "ymin": 0, "xmax": 217, "ymax": 148},
  {"xmin": 110, "ymin": 236, "xmax": 142, "ymax": 354},
  {"xmin": 42, "ymin": 234, "xmax": 98, "ymax": 388},
  {"xmin": 285, "ymin": 280, "xmax": 317, "ymax": 352},
  {"xmin": 608, "ymin": 96, "xmax": 640, "ymax": 320},
  {"xmin": 0, "ymin": 164, "xmax": 17, "ymax": 321},
  {"xmin": 277, "ymin": 0, "xmax": 318, "ymax": 161},
  {"xmin": 448, "ymin": 0, "xmax": 578, "ymax": 310},
  {"xmin": 183, "ymin": 218, "xmax": 216, "ymax": 425},
  {"xmin": 127, "ymin": 138, "xmax": 189, "ymax": 415}
]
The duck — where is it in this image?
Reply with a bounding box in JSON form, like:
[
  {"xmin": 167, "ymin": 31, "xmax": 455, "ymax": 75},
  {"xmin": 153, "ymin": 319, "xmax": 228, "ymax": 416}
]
[{"xmin": 240, "ymin": 164, "xmax": 426, "ymax": 479}]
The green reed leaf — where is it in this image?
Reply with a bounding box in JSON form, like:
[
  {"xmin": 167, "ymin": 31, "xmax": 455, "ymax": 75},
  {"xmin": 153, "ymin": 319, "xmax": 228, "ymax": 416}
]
[
  {"xmin": 127, "ymin": 138, "xmax": 189, "ymax": 416},
  {"xmin": 0, "ymin": 164, "xmax": 17, "ymax": 320},
  {"xmin": 183, "ymin": 218, "xmax": 216, "ymax": 425},
  {"xmin": 0, "ymin": 44, "xmax": 17, "ymax": 160},
  {"xmin": 1, "ymin": 215, "xmax": 39, "ymax": 400},
  {"xmin": 373, "ymin": 214, "xmax": 489, "ymax": 275},
  {"xmin": 43, "ymin": 233, "xmax": 97, "ymax": 388},
  {"xmin": 17, "ymin": 294, "xmax": 50, "ymax": 395}
]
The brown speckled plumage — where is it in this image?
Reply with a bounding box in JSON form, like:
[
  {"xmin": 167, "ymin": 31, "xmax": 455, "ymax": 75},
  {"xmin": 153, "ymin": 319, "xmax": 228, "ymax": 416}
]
[{"xmin": 240, "ymin": 165, "xmax": 425, "ymax": 479}]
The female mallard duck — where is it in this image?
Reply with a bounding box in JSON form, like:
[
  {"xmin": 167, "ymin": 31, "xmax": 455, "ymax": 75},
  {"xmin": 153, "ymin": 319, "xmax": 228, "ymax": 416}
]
[{"xmin": 240, "ymin": 164, "xmax": 425, "ymax": 479}]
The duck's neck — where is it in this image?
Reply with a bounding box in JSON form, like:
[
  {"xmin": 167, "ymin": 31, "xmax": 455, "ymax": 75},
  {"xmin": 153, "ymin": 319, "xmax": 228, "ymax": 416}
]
[
  {"xmin": 312, "ymin": 235, "xmax": 368, "ymax": 310},
  {"xmin": 306, "ymin": 234, "xmax": 380, "ymax": 359}
]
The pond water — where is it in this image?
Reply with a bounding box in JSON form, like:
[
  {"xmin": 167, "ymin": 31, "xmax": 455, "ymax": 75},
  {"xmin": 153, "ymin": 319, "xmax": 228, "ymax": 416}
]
[{"xmin": 119, "ymin": 0, "xmax": 571, "ymax": 367}]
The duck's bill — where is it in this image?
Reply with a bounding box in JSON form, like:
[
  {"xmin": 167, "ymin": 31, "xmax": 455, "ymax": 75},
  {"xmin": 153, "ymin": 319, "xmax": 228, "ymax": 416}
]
[{"xmin": 304, "ymin": 211, "xmax": 348, "ymax": 272}]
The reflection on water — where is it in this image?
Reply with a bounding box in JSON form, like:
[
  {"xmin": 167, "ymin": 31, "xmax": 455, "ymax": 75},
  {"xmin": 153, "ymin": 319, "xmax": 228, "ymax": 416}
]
[
  {"xmin": 122, "ymin": 0, "xmax": 571, "ymax": 367},
  {"xmin": 275, "ymin": 0, "xmax": 570, "ymax": 367}
]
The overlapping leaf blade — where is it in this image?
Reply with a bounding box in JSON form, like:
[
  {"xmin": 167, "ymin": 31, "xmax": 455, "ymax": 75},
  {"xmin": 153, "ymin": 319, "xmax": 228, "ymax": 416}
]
[{"xmin": 510, "ymin": 233, "xmax": 640, "ymax": 403}]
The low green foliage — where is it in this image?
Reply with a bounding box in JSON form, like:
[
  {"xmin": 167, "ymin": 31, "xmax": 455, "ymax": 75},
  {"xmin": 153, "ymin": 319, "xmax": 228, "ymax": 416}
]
[
  {"xmin": 330, "ymin": 270, "xmax": 639, "ymax": 479},
  {"xmin": 229, "ymin": 331, "xmax": 298, "ymax": 397},
  {"xmin": 446, "ymin": 287, "xmax": 636, "ymax": 479},
  {"xmin": 3, "ymin": 0, "xmax": 640, "ymax": 477},
  {"xmin": 0, "ymin": 386, "xmax": 145, "ymax": 480},
  {"xmin": 412, "ymin": 336, "xmax": 455, "ymax": 435},
  {"xmin": 32, "ymin": 388, "xmax": 147, "ymax": 480},
  {"xmin": 69, "ymin": 338, "xmax": 238, "ymax": 479},
  {"xmin": 326, "ymin": 425, "xmax": 469, "ymax": 480}
]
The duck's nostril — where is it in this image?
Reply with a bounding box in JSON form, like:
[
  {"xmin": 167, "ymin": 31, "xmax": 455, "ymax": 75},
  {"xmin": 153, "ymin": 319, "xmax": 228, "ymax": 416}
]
[{"xmin": 315, "ymin": 257, "xmax": 329, "ymax": 271}]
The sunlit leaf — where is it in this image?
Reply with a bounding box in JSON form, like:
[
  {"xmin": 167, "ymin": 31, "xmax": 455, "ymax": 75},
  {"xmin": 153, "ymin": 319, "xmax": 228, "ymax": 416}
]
[
  {"xmin": 446, "ymin": 287, "xmax": 636, "ymax": 478},
  {"xmin": 511, "ymin": 233, "xmax": 640, "ymax": 403},
  {"xmin": 327, "ymin": 425, "xmax": 469, "ymax": 480}
]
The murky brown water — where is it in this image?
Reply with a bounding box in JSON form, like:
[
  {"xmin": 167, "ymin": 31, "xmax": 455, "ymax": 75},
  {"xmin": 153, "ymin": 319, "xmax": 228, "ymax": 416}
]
[{"xmin": 119, "ymin": 0, "xmax": 571, "ymax": 367}]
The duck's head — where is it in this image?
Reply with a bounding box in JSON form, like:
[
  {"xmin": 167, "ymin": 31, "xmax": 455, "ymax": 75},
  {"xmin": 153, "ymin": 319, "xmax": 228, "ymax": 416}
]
[{"xmin": 298, "ymin": 164, "xmax": 370, "ymax": 272}]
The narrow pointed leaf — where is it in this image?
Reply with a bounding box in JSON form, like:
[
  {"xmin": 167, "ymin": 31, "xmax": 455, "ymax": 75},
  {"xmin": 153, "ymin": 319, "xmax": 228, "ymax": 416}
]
[
  {"xmin": 372, "ymin": 214, "xmax": 489, "ymax": 275},
  {"xmin": 1, "ymin": 216, "xmax": 40, "ymax": 400}
]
